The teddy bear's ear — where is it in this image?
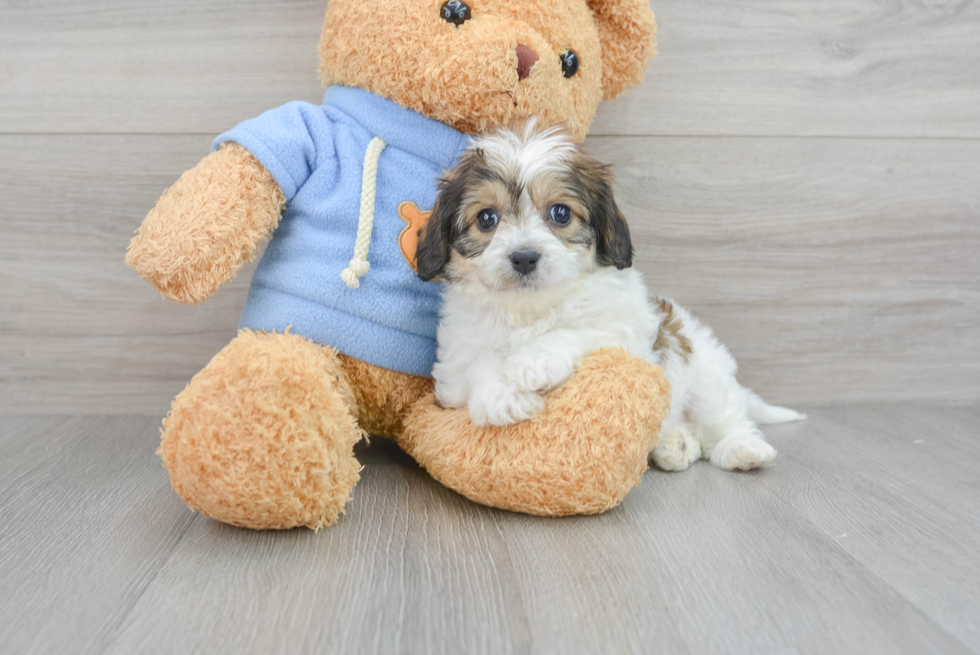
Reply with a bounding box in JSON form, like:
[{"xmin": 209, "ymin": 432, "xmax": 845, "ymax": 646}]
[{"xmin": 588, "ymin": 0, "xmax": 658, "ymax": 101}]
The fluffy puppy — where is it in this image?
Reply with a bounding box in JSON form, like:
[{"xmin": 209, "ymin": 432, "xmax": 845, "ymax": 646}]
[{"xmin": 416, "ymin": 120, "xmax": 804, "ymax": 471}]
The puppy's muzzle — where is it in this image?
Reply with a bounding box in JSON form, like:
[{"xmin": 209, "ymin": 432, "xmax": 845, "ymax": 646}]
[{"xmin": 510, "ymin": 250, "xmax": 540, "ymax": 275}]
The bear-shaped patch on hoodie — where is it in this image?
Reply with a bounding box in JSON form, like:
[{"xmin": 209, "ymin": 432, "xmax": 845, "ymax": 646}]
[{"xmin": 126, "ymin": 0, "xmax": 668, "ymax": 530}]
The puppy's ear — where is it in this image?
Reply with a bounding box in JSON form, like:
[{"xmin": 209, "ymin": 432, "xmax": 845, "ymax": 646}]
[
  {"xmin": 416, "ymin": 194, "xmax": 453, "ymax": 282},
  {"xmin": 588, "ymin": 0, "xmax": 658, "ymax": 101},
  {"xmin": 593, "ymin": 184, "xmax": 633, "ymax": 270},
  {"xmin": 572, "ymin": 154, "xmax": 633, "ymax": 269},
  {"xmin": 417, "ymin": 154, "xmax": 471, "ymax": 281},
  {"xmin": 417, "ymin": 149, "xmax": 488, "ymax": 281}
]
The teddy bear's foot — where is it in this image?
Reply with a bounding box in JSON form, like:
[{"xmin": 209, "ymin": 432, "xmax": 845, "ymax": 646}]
[
  {"xmin": 159, "ymin": 329, "xmax": 363, "ymax": 530},
  {"xmin": 400, "ymin": 349, "xmax": 671, "ymax": 516}
]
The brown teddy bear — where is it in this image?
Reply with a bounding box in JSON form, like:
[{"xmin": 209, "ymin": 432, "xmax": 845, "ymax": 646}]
[{"xmin": 126, "ymin": 0, "xmax": 669, "ymax": 530}]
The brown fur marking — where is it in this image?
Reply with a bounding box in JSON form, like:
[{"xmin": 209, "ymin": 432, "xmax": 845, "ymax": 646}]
[{"xmin": 653, "ymin": 299, "xmax": 692, "ymax": 364}]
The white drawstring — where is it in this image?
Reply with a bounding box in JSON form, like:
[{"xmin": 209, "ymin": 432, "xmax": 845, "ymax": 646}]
[{"xmin": 341, "ymin": 136, "xmax": 387, "ymax": 289}]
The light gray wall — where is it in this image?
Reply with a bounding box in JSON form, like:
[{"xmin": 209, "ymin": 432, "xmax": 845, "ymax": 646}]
[{"xmin": 1, "ymin": 0, "xmax": 978, "ymax": 414}]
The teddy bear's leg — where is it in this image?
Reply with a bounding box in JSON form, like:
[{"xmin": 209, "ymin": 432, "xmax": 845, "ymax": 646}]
[
  {"xmin": 159, "ymin": 329, "xmax": 363, "ymax": 530},
  {"xmin": 399, "ymin": 349, "xmax": 671, "ymax": 516},
  {"xmin": 336, "ymin": 355, "xmax": 433, "ymax": 439}
]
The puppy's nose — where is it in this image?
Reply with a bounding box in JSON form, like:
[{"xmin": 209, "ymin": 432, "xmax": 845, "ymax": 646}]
[
  {"xmin": 510, "ymin": 250, "xmax": 540, "ymax": 275},
  {"xmin": 516, "ymin": 44, "xmax": 538, "ymax": 81}
]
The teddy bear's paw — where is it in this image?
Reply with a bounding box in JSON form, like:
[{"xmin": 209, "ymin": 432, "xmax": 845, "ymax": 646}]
[
  {"xmin": 503, "ymin": 350, "xmax": 576, "ymax": 393},
  {"xmin": 126, "ymin": 144, "xmax": 285, "ymax": 306},
  {"xmin": 468, "ymin": 383, "xmax": 546, "ymax": 426},
  {"xmin": 649, "ymin": 423, "xmax": 702, "ymax": 472},
  {"xmin": 159, "ymin": 330, "xmax": 363, "ymax": 530},
  {"xmin": 709, "ymin": 429, "xmax": 776, "ymax": 471}
]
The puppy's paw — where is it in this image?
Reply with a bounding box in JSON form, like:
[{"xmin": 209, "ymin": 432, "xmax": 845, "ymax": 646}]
[
  {"xmin": 649, "ymin": 423, "xmax": 701, "ymax": 472},
  {"xmin": 503, "ymin": 350, "xmax": 575, "ymax": 393},
  {"xmin": 710, "ymin": 431, "xmax": 776, "ymax": 471},
  {"xmin": 434, "ymin": 380, "xmax": 468, "ymax": 409},
  {"xmin": 468, "ymin": 384, "xmax": 546, "ymax": 426}
]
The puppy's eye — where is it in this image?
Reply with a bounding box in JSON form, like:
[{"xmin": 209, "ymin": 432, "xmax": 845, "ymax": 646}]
[
  {"xmin": 560, "ymin": 51, "xmax": 579, "ymax": 78},
  {"xmin": 549, "ymin": 204, "xmax": 572, "ymax": 226},
  {"xmin": 476, "ymin": 208, "xmax": 499, "ymax": 232},
  {"xmin": 441, "ymin": 0, "xmax": 471, "ymax": 26}
]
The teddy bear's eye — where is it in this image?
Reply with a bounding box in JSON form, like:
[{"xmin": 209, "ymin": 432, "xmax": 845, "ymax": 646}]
[
  {"xmin": 441, "ymin": 0, "xmax": 471, "ymax": 26},
  {"xmin": 560, "ymin": 51, "xmax": 580, "ymax": 78}
]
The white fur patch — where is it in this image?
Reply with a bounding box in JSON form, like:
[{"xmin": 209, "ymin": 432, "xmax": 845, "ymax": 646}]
[{"xmin": 477, "ymin": 117, "xmax": 579, "ymax": 189}]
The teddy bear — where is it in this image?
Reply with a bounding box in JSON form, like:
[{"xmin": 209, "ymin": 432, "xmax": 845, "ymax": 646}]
[{"xmin": 126, "ymin": 0, "xmax": 668, "ymax": 530}]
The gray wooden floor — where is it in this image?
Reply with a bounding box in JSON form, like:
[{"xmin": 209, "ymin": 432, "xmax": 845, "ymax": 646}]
[{"xmin": 2, "ymin": 406, "xmax": 979, "ymax": 654}]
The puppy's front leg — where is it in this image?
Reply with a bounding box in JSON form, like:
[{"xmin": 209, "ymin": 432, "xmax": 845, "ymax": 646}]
[
  {"xmin": 466, "ymin": 356, "xmax": 546, "ymax": 426},
  {"xmin": 503, "ymin": 330, "xmax": 588, "ymax": 394}
]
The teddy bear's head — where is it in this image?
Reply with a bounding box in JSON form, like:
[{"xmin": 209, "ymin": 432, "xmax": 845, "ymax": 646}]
[{"xmin": 318, "ymin": 0, "xmax": 656, "ymax": 140}]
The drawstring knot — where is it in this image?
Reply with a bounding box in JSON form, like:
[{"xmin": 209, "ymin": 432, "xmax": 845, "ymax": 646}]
[{"xmin": 341, "ymin": 136, "xmax": 387, "ymax": 289}]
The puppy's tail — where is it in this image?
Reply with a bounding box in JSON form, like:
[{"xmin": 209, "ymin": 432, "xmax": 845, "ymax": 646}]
[{"xmin": 745, "ymin": 388, "xmax": 806, "ymax": 424}]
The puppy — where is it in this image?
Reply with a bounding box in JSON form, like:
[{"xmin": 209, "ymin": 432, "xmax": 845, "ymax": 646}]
[{"xmin": 416, "ymin": 120, "xmax": 804, "ymax": 471}]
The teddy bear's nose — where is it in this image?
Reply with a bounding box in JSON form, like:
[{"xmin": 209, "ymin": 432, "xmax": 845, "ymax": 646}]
[{"xmin": 516, "ymin": 44, "xmax": 539, "ymax": 81}]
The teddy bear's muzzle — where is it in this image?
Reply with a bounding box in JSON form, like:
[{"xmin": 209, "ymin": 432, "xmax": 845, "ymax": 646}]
[{"xmin": 516, "ymin": 44, "xmax": 538, "ymax": 81}]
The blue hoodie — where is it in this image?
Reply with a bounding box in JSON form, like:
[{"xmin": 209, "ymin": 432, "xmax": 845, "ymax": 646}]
[{"xmin": 214, "ymin": 86, "xmax": 469, "ymax": 377}]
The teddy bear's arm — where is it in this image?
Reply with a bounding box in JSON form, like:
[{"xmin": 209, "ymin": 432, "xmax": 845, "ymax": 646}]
[{"xmin": 126, "ymin": 143, "xmax": 286, "ymax": 305}]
